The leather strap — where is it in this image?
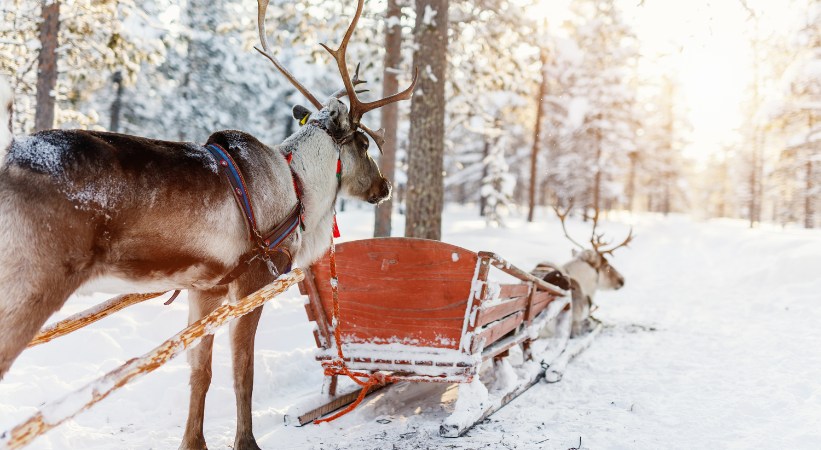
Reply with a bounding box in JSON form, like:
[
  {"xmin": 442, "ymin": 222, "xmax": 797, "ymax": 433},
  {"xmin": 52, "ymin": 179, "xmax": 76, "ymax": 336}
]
[{"xmin": 205, "ymin": 143, "xmax": 303, "ymax": 285}]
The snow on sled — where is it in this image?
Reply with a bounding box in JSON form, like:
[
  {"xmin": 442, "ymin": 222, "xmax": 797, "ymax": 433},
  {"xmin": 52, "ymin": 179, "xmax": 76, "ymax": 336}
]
[{"xmin": 285, "ymin": 237, "xmax": 590, "ymax": 437}]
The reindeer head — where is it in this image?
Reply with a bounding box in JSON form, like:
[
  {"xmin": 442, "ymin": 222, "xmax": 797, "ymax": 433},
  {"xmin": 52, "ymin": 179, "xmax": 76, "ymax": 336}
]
[
  {"xmin": 256, "ymin": 0, "xmax": 417, "ymax": 205},
  {"xmin": 554, "ymin": 204, "xmax": 633, "ymax": 292}
]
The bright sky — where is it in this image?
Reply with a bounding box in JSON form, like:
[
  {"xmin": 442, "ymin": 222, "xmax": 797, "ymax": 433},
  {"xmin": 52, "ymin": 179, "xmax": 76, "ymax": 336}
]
[{"xmin": 532, "ymin": 0, "xmax": 799, "ymax": 162}]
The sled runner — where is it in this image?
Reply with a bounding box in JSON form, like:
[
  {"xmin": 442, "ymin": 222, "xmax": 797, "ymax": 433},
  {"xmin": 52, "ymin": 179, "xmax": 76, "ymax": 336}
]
[{"xmin": 288, "ymin": 238, "xmax": 589, "ymax": 436}]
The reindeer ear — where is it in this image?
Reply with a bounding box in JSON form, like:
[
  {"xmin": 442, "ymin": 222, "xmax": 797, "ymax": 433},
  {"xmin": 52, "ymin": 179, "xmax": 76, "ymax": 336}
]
[
  {"xmin": 292, "ymin": 105, "xmax": 312, "ymax": 126},
  {"xmin": 571, "ymin": 249, "xmax": 579, "ymax": 257}
]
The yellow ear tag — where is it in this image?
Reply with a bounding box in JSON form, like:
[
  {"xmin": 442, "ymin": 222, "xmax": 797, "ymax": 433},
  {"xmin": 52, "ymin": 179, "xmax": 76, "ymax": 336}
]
[{"xmin": 299, "ymin": 112, "xmax": 311, "ymax": 126}]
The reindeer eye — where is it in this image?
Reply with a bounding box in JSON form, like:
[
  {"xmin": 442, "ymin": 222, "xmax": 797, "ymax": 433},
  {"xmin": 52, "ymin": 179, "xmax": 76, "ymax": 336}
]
[{"xmin": 356, "ymin": 131, "xmax": 369, "ymax": 153}]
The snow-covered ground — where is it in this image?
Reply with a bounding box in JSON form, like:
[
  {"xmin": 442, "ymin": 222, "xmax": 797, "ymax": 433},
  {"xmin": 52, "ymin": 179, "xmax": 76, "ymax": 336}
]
[{"xmin": 1, "ymin": 205, "xmax": 820, "ymax": 449}]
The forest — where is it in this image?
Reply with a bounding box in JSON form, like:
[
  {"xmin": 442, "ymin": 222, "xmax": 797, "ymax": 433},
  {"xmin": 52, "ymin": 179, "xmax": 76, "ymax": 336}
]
[
  {"xmin": 1, "ymin": 2, "xmax": 820, "ymax": 449},
  {"xmin": 1, "ymin": 0, "xmax": 818, "ymax": 232}
]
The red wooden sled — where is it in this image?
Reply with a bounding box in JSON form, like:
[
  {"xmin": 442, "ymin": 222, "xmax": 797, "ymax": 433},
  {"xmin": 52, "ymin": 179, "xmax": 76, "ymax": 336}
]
[{"xmin": 292, "ymin": 237, "xmax": 572, "ymax": 434}]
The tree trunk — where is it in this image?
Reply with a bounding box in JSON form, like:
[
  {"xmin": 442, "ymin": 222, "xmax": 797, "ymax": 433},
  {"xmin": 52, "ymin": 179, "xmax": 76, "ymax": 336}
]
[
  {"xmin": 527, "ymin": 50, "xmax": 548, "ymax": 222},
  {"xmin": 109, "ymin": 71, "xmax": 124, "ymax": 132},
  {"xmin": 806, "ymin": 159, "xmax": 814, "ymax": 229},
  {"xmin": 479, "ymin": 139, "xmax": 489, "ymax": 217},
  {"xmin": 374, "ymin": 0, "xmax": 402, "ymax": 237},
  {"xmin": 592, "ymin": 114, "xmax": 602, "ymax": 214},
  {"xmin": 626, "ymin": 151, "xmax": 637, "ymax": 212},
  {"xmin": 35, "ymin": 0, "xmax": 60, "ymax": 132},
  {"xmin": 749, "ymin": 142, "xmax": 757, "ymax": 227},
  {"xmin": 806, "ymin": 113, "xmax": 815, "ymax": 229},
  {"xmin": 405, "ymin": 0, "xmax": 448, "ymax": 240}
]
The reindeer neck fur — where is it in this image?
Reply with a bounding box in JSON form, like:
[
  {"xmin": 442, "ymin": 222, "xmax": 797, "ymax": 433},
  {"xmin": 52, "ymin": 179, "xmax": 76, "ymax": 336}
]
[
  {"xmin": 277, "ymin": 120, "xmax": 341, "ymax": 268},
  {"xmin": 562, "ymin": 251, "xmax": 601, "ymax": 300}
]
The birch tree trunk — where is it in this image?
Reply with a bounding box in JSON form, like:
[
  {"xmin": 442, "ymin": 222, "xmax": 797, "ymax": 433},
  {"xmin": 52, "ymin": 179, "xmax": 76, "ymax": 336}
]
[
  {"xmin": 405, "ymin": 0, "xmax": 448, "ymax": 240},
  {"xmin": 34, "ymin": 0, "xmax": 60, "ymax": 132},
  {"xmin": 374, "ymin": 0, "xmax": 402, "ymax": 237}
]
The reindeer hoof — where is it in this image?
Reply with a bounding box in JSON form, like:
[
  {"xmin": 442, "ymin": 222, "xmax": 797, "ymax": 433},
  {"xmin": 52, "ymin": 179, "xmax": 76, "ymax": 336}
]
[
  {"xmin": 178, "ymin": 442, "xmax": 207, "ymax": 450},
  {"xmin": 234, "ymin": 436, "xmax": 262, "ymax": 450}
]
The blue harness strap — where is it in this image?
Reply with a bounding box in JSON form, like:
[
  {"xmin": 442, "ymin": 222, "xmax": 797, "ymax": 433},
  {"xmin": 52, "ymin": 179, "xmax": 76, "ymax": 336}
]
[
  {"xmin": 205, "ymin": 143, "xmax": 303, "ymax": 283},
  {"xmin": 205, "ymin": 143, "xmax": 260, "ymax": 238}
]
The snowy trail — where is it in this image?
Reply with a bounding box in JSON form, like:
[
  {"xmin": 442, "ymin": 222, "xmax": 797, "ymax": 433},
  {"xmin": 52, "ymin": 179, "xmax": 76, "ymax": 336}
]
[
  {"xmin": 477, "ymin": 218, "xmax": 821, "ymax": 450},
  {"xmin": 1, "ymin": 208, "xmax": 819, "ymax": 449}
]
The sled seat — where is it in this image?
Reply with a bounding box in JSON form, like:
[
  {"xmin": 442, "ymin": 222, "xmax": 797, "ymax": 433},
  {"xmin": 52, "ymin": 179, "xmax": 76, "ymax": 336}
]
[{"xmin": 299, "ymin": 237, "xmax": 568, "ymax": 389}]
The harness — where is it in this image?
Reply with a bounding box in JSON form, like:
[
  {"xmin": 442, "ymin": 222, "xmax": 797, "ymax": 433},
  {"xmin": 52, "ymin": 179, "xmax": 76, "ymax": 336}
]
[
  {"xmin": 207, "ymin": 121, "xmax": 343, "ymax": 285},
  {"xmin": 205, "ymin": 143, "xmax": 303, "ymax": 284}
]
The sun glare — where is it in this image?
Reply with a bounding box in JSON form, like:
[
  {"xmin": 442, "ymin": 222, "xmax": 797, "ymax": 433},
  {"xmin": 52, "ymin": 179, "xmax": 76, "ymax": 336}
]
[{"xmin": 530, "ymin": 0, "xmax": 797, "ymax": 162}]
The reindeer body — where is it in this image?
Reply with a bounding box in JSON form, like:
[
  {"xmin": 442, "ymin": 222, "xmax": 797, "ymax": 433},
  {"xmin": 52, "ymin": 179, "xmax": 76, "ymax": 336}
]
[
  {"xmin": 0, "ymin": 0, "xmax": 413, "ymax": 446},
  {"xmin": 0, "ymin": 97, "xmax": 388, "ymax": 449},
  {"xmin": 533, "ymin": 249, "xmax": 625, "ymax": 337}
]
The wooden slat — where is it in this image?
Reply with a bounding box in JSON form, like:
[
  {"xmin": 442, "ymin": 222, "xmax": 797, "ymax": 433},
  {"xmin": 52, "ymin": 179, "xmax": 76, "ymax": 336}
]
[
  {"xmin": 475, "ymin": 295, "xmax": 529, "ymax": 328},
  {"xmin": 478, "ymin": 251, "xmax": 567, "ymax": 296},
  {"xmin": 529, "ymin": 291, "xmax": 556, "ymax": 318},
  {"xmin": 302, "ymin": 268, "xmax": 331, "ymax": 349},
  {"xmin": 295, "ymin": 383, "xmax": 390, "ymax": 425},
  {"xmin": 460, "ymin": 255, "xmax": 491, "ymax": 357},
  {"xmin": 471, "ymin": 311, "xmax": 524, "ymax": 353},
  {"xmin": 303, "ymin": 302, "xmax": 315, "ymax": 322},
  {"xmin": 482, "ymin": 332, "xmax": 528, "ymax": 361},
  {"xmin": 497, "ymin": 283, "xmax": 530, "ymax": 299},
  {"xmin": 310, "ymin": 238, "xmax": 479, "ymax": 349}
]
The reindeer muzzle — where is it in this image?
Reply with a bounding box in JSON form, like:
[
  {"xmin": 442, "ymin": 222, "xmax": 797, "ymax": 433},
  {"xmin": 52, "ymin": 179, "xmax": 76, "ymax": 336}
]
[{"xmin": 368, "ymin": 178, "xmax": 392, "ymax": 204}]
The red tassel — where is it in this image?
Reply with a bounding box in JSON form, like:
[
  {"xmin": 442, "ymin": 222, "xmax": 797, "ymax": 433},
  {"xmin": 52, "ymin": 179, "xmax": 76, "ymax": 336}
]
[
  {"xmin": 286, "ymin": 153, "xmax": 293, "ymax": 164},
  {"xmin": 336, "ymin": 159, "xmax": 342, "ymax": 175},
  {"xmin": 332, "ymin": 215, "xmax": 341, "ymax": 238}
]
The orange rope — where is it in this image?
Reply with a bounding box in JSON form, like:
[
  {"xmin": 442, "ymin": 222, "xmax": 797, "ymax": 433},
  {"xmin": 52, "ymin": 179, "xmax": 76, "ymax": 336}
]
[{"xmin": 314, "ymin": 237, "xmax": 397, "ymax": 424}]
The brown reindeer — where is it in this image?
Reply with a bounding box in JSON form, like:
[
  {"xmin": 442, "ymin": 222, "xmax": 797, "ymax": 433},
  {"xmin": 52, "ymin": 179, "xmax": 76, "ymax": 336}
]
[
  {"xmin": 0, "ymin": 1, "xmax": 416, "ymax": 449},
  {"xmin": 532, "ymin": 205, "xmax": 633, "ymax": 337}
]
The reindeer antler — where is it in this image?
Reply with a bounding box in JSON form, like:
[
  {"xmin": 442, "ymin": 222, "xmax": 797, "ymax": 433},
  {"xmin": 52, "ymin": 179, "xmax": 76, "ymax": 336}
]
[
  {"xmin": 598, "ymin": 228, "xmax": 634, "ymax": 256},
  {"xmin": 552, "ymin": 203, "xmax": 586, "ymax": 250},
  {"xmin": 331, "ymin": 63, "xmax": 369, "ymax": 99},
  {"xmin": 589, "ymin": 206, "xmax": 634, "ymax": 256},
  {"xmin": 320, "ymin": 0, "xmax": 418, "ymax": 152},
  {"xmin": 589, "ymin": 207, "xmax": 609, "ymax": 253},
  {"xmin": 255, "ymin": 0, "xmax": 323, "ymax": 110}
]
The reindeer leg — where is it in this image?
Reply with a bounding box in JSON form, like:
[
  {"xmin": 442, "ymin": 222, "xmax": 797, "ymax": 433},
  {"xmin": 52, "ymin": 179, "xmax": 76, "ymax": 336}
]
[
  {"xmin": 570, "ymin": 281, "xmax": 591, "ymax": 338},
  {"xmin": 229, "ymin": 305, "xmax": 264, "ymax": 450},
  {"xmin": 228, "ymin": 261, "xmax": 274, "ymax": 450},
  {"xmin": 0, "ymin": 281, "xmax": 80, "ymax": 379},
  {"xmin": 0, "ymin": 245, "xmax": 87, "ymax": 379},
  {"xmin": 180, "ymin": 287, "xmax": 226, "ymax": 450}
]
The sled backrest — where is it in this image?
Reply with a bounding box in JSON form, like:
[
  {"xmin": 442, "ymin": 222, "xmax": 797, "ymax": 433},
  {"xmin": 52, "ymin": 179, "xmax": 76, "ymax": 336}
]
[
  {"xmin": 301, "ymin": 238, "xmax": 568, "ymax": 368},
  {"xmin": 302, "ymin": 238, "xmax": 479, "ymax": 351}
]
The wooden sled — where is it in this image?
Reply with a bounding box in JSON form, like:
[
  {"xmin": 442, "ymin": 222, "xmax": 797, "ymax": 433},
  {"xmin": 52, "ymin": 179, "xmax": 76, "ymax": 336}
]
[{"xmin": 287, "ymin": 237, "xmax": 575, "ymax": 436}]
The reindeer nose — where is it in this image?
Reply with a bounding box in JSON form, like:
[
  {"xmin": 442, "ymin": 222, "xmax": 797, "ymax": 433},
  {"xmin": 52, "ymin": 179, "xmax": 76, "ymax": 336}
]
[
  {"xmin": 617, "ymin": 278, "xmax": 625, "ymax": 289},
  {"xmin": 368, "ymin": 178, "xmax": 392, "ymax": 204}
]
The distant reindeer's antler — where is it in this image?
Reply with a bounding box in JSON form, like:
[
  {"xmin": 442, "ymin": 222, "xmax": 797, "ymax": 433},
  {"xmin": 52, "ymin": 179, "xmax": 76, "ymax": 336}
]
[
  {"xmin": 599, "ymin": 227, "xmax": 634, "ymax": 256},
  {"xmin": 255, "ymin": 0, "xmax": 323, "ymax": 110},
  {"xmin": 589, "ymin": 206, "xmax": 634, "ymax": 256},
  {"xmin": 589, "ymin": 207, "xmax": 609, "ymax": 254},
  {"xmin": 552, "ymin": 203, "xmax": 586, "ymax": 250},
  {"xmin": 320, "ymin": 0, "xmax": 418, "ymax": 152}
]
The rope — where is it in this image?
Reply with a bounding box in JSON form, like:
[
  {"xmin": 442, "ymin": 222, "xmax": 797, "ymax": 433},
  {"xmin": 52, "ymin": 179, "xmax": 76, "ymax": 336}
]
[{"xmin": 313, "ymin": 237, "xmax": 397, "ymax": 424}]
